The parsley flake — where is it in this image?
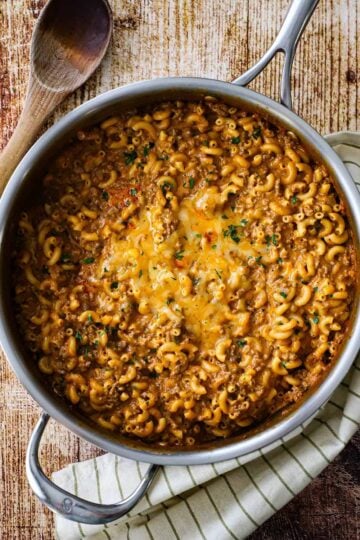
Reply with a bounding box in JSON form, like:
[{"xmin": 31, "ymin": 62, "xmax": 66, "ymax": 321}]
[
  {"xmin": 253, "ymin": 127, "xmax": 262, "ymax": 139},
  {"xmin": 280, "ymin": 291, "xmax": 287, "ymax": 299},
  {"xmin": 291, "ymin": 195, "xmax": 298, "ymax": 205},
  {"xmin": 83, "ymin": 257, "xmax": 95, "ymax": 264},
  {"xmin": 265, "ymin": 234, "xmax": 278, "ymax": 247},
  {"xmin": 60, "ymin": 253, "xmax": 71, "ymax": 263},
  {"xmin": 130, "ymin": 188, "xmax": 137, "ymax": 196},
  {"xmin": 237, "ymin": 339, "xmax": 247, "ymax": 348},
  {"xmin": 223, "ymin": 224, "xmax": 241, "ymax": 244},
  {"xmin": 312, "ymin": 315, "xmax": 320, "ymax": 324},
  {"xmin": 101, "ymin": 191, "xmax": 109, "ymax": 201},
  {"xmin": 75, "ymin": 331, "xmax": 82, "ymax": 341},
  {"xmin": 189, "ymin": 177, "xmax": 195, "ymax": 189},
  {"xmin": 124, "ymin": 150, "xmax": 137, "ymax": 165},
  {"xmin": 231, "ymin": 136, "xmax": 240, "ymax": 144},
  {"xmin": 110, "ymin": 281, "xmax": 119, "ymax": 290},
  {"xmin": 174, "ymin": 250, "xmax": 185, "ymax": 260}
]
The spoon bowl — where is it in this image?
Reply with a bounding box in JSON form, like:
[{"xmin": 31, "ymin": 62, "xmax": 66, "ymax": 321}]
[
  {"xmin": 0, "ymin": 0, "xmax": 113, "ymax": 193},
  {"xmin": 32, "ymin": 0, "xmax": 112, "ymax": 92}
]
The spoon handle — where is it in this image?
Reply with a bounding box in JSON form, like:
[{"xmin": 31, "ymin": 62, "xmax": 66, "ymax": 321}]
[{"xmin": 0, "ymin": 76, "xmax": 67, "ymax": 196}]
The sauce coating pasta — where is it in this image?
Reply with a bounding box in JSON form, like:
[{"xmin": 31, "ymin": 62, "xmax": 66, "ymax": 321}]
[{"xmin": 13, "ymin": 98, "xmax": 356, "ymax": 446}]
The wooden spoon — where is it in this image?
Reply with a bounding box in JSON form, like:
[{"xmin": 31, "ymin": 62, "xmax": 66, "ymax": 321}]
[{"xmin": 0, "ymin": 0, "xmax": 113, "ymax": 195}]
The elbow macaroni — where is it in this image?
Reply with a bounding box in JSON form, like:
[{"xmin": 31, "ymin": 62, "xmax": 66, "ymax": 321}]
[{"xmin": 13, "ymin": 99, "xmax": 356, "ymax": 448}]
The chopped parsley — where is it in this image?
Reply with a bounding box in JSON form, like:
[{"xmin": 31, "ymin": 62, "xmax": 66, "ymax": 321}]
[
  {"xmin": 265, "ymin": 234, "xmax": 278, "ymax": 247},
  {"xmin": 159, "ymin": 154, "xmax": 169, "ymax": 161},
  {"xmin": 60, "ymin": 253, "xmax": 71, "ymax": 263},
  {"xmin": 211, "ymin": 244, "xmax": 217, "ymax": 250},
  {"xmin": 223, "ymin": 224, "xmax": 241, "ymax": 244},
  {"xmin": 231, "ymin": 136, "xmax": 240, "ymax": 144},
  {"xmin": 87, "ymin": 314, "xmax": 93, "ymax": 322},
  {"xmin": 195, "ymin": 233, "xmax": 202, "ymax": 238},
  {"xmin": 138, "ymin": 269, "xmax": 143, "ymax": 278},
  {"xmin": 161, "ymin": 181, "xmax": 174, "ymax": 196},
  {"xmin": 103, "ymin": 267, "xmax": 108, "ymax": 273},
  {"xmin": 101, "ymin": 190, "xmax": 109, "ymax": 201},
  {"xmin": 313, "ymin": 286, "xmax": 319, "ymax": 292},
  {"xmin": 215, "ymin": 269, "xmax": 222, "ymax": 279},
  {"xmin": 192, "ymin": 277, "xmax": 201, "ymax": 286},
  {"xmin": 281, "ymin": 361, "xmax": 287, "ymax": 369},
  {"xmin": 291, "ymin": 195, "xmax": 298, "ymax": 205},
  {"xmin": 237, "ymin": 339, "xmax": 247, "ymax": 348},
  {"xmin": 83, "ymin": 257, "xmax": 95, "ymax": 264},
  {"xmin": 110, "ymin": 281, "xmax": 119, "ymax": 290},
  {"xmin": 312, "ymin": 314, "xmax": 320, "ymax": 324},
  {"xmin": 124, "ymin": 150, "xmax": 137, "ymax": 165},
  {"xmin": 75, "ymin": 331, "xmax": 82, "ymax": 341},
  {"xmin": 277, "ymin": 257, "xmax": 283, "ymax": 264},
  {"xmin": 148, "ymin": 372, "xmax": 159, "ymax": 379},
  {"xmin": 189, "ymin": 177, "xmax": 195, "ymax": 189},
  {"xmin": 253, "ymin": 127, "xmax": 262, "ymax": 139},
  {"xmin": 143, "ymin": 142, "xmax": 154, "ymax": 156},
  {"xmin": 174, "ymin": 250, "xmax": 185, "ymax": 260},
  {"xmin": 280, "ymin": 291, "xmax": 287, "ymax": 299},
  {"xmin": 240, "ymin": 219, "xmax": 248, "ymax": 227},
  {"xmin": 130, "ymin": 188, "xmax": 137, "ymax": 196}
]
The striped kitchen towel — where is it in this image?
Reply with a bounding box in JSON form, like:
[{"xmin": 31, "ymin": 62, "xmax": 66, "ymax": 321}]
[{"xmin": 54, "ymin": 133, "xmax": 360, "ymax": 540}]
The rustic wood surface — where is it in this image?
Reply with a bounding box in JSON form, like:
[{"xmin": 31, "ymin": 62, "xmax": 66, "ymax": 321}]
[{"xmin": 0, "ymin": 1, "xmax": 359, "ymax": 539}]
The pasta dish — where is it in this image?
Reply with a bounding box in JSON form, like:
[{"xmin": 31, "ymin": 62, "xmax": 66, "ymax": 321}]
[{"xmin": 13, "ymin": 98, "xmax": 356, "ymax": 446}]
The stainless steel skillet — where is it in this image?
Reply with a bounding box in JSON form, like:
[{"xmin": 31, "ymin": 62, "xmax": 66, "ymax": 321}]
[{"xmin": 0, "ymin": 0, "xmax": 359, "ymax": 525}]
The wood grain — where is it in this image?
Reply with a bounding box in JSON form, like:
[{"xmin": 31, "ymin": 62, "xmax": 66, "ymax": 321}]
[{"xmin": 0, "ymin": 1, "xmax": 359, "ymax": 539}]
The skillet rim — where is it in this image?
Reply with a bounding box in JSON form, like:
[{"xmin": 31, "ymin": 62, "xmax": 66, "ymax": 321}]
[{"xmin": 1, "ymin": 76, "xmax": 359, "ymax": 465}]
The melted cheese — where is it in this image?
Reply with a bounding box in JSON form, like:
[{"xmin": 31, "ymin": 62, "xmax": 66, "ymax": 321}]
[{"xmin": 101, "ymin": 192, "xmax": 263, "ymax": 350}]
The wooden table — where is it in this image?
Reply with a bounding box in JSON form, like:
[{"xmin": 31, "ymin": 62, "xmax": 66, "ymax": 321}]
[{"xmin": 0, "ymin": 1, "xmax": 359, "ymax": 538}]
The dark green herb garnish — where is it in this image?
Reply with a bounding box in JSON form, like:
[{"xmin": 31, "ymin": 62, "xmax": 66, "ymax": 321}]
[
  {"xmin": 83, "ymin": 257, "xmax": 95, "ymax": 264},
  {"xmin": 253, "ymin": 127, "xmax": 262, "ymax": 139},
  {"xmin": 280, "ymin": 291, "xmax": 287, "ymax": 299},
  {"xmin": 192, "ymin": 277, "xmax": 201, "ymax": 286},
  {"xmin": 87, "ymin": 314, "xmax": 93, "ymax": 322},
  {"xmin": 161, "ymin": 181, "xmax": 174, "ymax": 196},
  {"xmin": 237, "ymin": 339, "xmax": 247, "ymax": 348},
  {"xmin": 110, "ymin": 281, "xmax": 119, "ymax": 290},
  {"xmin": 231, "ymin": 136, "xmax": 240, "ymax": 144},
  {"xmin": 138, "ymin": 269, "xmax": 143, "ymax": 278},
  {"xmin": 223, "ymin": 224, "xmax": 241, "ymax": 244},
  {"xmin": 143, "ymin": 142, "xmax": 154, "ymax": 156},
  {"xmin": 60, "ymin": 253, "xmax": 71, "ymax": 263},
  {"xmin": 101, "ymin": 191, "xmax": 109, "ymax": 201},
  {"xmin": 75, "ymin": 331, "xmax": 82, "ymax": 341},
  {"xmin": 277, "ymin": 257, "xmax": 283, "ymax": 264},
  {"xmin": 189, "ymin": 177, "xmax": 195, "ymax": 189},
  {"xmin": 211, "ymin": 244, "xmax": 217, "ymax": 250},
  {"xmin": 240, "ymin": 219, "xmax": 248, "ymax": 227},
  {"xmin": 124, "ymin": 150, "xmax": 137, "ymax": 165},
  {"xmin": 265, "ymin": 234, "xmax": 278, "ymax": 247},
  {"xmin": 312, "ymin": 315, "xmax": 320, "ymax": 324},
  {"xmin": 174, "ymin": 250, "xmax": 185, "ymax": 260},
  {"xmin": 215, "ymin": 269, "xmax": 222, "ymax": 279},
  {"xmin": 281, "ymin": 361, "xmax": 287, "ymax": 369},
  {"xmin": 291, "ymin": 195, "xmax": 298, "ymax": 205},
  {"xmin": 130, "ymin": 188, "xmax": 137, "ymax": 196},
  {"xmin": 313, "ymin": 286, "xmax": 319, "ymax": 292}
]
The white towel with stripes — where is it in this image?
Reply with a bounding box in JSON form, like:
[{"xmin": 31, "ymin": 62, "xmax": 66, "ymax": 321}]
[{"xmin": 54, "ymin": 134, "xmax": 360, "ymax": 540}]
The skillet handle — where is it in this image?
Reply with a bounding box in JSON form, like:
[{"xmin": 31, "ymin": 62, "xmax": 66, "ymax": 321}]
[
  {"xmin": 232, "ymin": 0, "xmax": 320, "ymax": 109},
  {"xmin": 26, "ymin": 413, "xmax": 159, "ymax": 524}
]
